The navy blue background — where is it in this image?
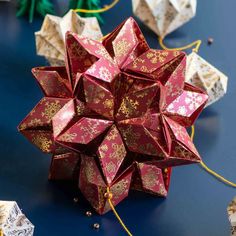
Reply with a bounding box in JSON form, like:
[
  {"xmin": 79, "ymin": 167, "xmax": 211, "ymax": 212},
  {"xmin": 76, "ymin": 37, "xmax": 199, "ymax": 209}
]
[{"xmin": 0, "ymin": 1, "xmax": 236, "ymax": 235}]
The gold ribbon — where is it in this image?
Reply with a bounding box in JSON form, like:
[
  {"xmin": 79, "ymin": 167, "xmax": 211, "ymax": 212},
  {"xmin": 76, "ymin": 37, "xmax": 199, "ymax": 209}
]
[
  {"xmin": 191, "ymin": 126, "xmax": 236, "ymax": 188},
  {"xmin": 105, "ymin": 187, "xmax": 133, "ymax": 236},
  {"xmin": 73, "ymin": 0, "xmax": 119, "ymax": 14}
]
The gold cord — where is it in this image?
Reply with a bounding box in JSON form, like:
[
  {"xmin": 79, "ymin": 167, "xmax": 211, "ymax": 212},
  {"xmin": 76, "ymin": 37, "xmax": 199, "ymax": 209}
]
[
  {"xmin": 74, "ymin": 0, "xmax": 119, "ymax": 14},
  {"xmin": 158, "ymin": 37, "xmax": 202, "ymax": 53},
  {"xmin": 191, "ymin": 126, "xmax": 236, "ymax": 188},
  {"xmin": 105, "ymin": 187, "xmax": 133, "ymax": 236}
]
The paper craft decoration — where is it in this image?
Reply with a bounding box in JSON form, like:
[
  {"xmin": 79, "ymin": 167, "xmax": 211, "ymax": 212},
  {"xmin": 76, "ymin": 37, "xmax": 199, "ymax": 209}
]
[
  {"xmin": 228, "ymin": 197, "xmax": 236, "ymax": 236},
  {"xmin": 18, "ymin": 17, "xmax": 208, "ymax": 214},
  {"xmin": 0, "ymin": 201, "xmax": 34, "ymax": 236},
  {"xmin": 132, "ymin": 0, "xmax": 197, "ymax": 38},
  {"xmin": 186, "ymin": 52, "xmax": 228, "ymax": 107},
  {"xmin": 16, "ymin": 0, "xmax": 54, "ymax": 23},
  {"xmin": 35, "ymin": 9, "xmax": 103, "ymax": 66}
]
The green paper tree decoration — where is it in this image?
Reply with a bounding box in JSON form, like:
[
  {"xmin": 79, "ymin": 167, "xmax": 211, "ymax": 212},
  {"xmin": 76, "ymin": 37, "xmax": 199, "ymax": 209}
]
[
  {"xmin": 69, "ymin": 0, "xmax": 103, "ymax": 23},
  {"xmin": 16, "ymin": 0, "xmax": 55, "ymax": 23}
]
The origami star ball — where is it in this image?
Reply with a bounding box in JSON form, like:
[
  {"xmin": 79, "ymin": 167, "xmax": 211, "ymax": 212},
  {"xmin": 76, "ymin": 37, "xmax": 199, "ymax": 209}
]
[
  {"xmin": 228, "ymin": 197, "xmax": 236, "ymax": 236},
  {"xmin": 0, "ymin": 201, "xmax": 34, "ymax": 236},
  {"xmin": 35, "ymin": 9, "xmax": 103, "ymax": 66},
  {"xmin": 186, "ymin": 52, "xmax": 228, "ymax": 107},
  {"xmin": 132, "ymin": 0, "xmax": 197, "ymax": 38},
  {"xmin": 19, "ymin": 17, "xmax": 208, "ymax": 214}
]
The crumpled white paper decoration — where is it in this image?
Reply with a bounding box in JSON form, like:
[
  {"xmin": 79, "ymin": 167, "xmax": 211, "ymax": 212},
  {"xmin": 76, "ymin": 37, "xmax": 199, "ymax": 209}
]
[
  {"xmin": 35, "ymin": 9, "xmax": 103, "ymax": 66},
  {"xmin": 0, "ymin": 201, "xmax": 34, "ymax": 236},
  {"xmin": 228, "ymin": 197, "xmax": 236, "ymax": 236},
  {"xmin": 186, "ymin": 52, "xmax": 228, "ymax": 107},
  {"xmin": 132, "ymin": 0, "xmax": 197, "ymax": 38}
]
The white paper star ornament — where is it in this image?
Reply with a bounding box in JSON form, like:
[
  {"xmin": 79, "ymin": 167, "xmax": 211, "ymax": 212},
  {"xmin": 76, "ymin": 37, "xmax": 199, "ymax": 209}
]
[
  {"xmin": 132, "ymin": 0, "xmax": 196, "ymax": 38},
  {"xmin": 0, "ymin": 201, "xmax": 34, "ymax": 236},
  {"xmin": 35, "ymin": 10, "xmax": 103, "ymax": 66},
  {"xmin": 186, "ymin": 52, "xmax": 228, "ymax": 107}
]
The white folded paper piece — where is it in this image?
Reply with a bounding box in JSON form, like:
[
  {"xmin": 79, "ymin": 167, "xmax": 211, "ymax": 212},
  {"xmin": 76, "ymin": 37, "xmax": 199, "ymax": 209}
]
[
  {"xmin": 186, "ymin": 52, "xmax": 228, "ymax": 107},
  {"xmin": 132, "ymin": 0, "xmax": 197, "ymax": 38},
  {"xmin": 35, "ymin": 10, "xmax": 103, "ymax": 66},
  {"xmin": 228, "ymin": 197, "xmax": 236, "ymax": 236},
  {"xmin": 0, "ymin": 201, "xmax": 34, "ymax": 236}
]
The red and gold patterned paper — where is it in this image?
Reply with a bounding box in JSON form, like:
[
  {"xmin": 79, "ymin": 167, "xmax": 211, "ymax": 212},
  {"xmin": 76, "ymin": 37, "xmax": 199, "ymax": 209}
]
[
  {"xmin": 132, "ymin": 161, "xmax": 171, "ymax": 197},
  {"xmin": 18, "ymin": 17, "xmax": 208, "ymax": 214},
  {"xmin": 79, "ymin": 154, "xmax": 133, "ymax": 214}
]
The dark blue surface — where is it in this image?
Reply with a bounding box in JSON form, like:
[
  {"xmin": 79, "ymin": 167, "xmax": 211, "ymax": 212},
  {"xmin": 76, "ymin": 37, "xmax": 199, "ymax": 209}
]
[{"xmin": 0, "ymin": 1, "xmax": 236, "ymax": 235}]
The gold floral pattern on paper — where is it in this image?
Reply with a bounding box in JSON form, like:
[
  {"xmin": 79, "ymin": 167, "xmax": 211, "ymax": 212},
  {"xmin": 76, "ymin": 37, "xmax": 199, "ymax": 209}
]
[
  {"xmin": 99, "ymin": 67, "xmax": 112, "ymax": 82},
  {"xmin": 111, "ymin": 179, "xmax": 129, "ymax": 200},
  {"xmin": 79, "ymin": 119, "xmax": 108, "ymax": 144},
  {"xmin": 105, "ymin": 161, "xmax": 116, "ymax": 173},
  {"xmin": 59, "ymin": 133, "xmax": 77, "ymax": 142},
  {"xmin": 173, "ymin": 145, "xmax": 192, "ymax": 159},
  {"xmin": 84, "ymin": 161, "xmax": 96, "ymax": 183},
  {"xmin": 69, "ymin": 42, "xmax": 88, "ymax": 59},
  {"xmin": 28, "ymin": 118, "xmax": 44, "ymax": 127},
  {"xmin": 118, "ymin": 98, "xmax": 139, "ymax": 118},
  {"xmin": 146, "ymin": 50, "xmax": 168, "ymax": 64},
  {"xmin": 76, "ymin": 104, "xmax": 86, "ymax": 115},
  {"xmin": 41, "ymin": 101, "xmax": 62, "ymax": 121},
  {"xmin": 142, "ymin": 168, "xmax": 159, "ymax": 188},
  {"xmin": 100, "ymin": 144, "xmax": 108, "ymax": 152},
  {"xmin": 110, "ymin": 143, "xmax": 126, "ymax": 161},
  {"xmin": 103, "ymin": 99, "xmax": 114, "ymax": 109},
  {"xmin": 95, "ymin": 45, "xmax": 114, "ymax": 64},
  {"xmin": 32, "ymin": 134, "xmax": 52, "ymax": 152},
  {"xmin": 106, "ymin": 127, "xmax": 119, "ymax": 141},
  {"xmin": 132, "ymin": 57, "xmax": 145, "ymax": 69},
  {"xmin": 114, "ymin": 39, "xmax": 131, "ymax": 57}
]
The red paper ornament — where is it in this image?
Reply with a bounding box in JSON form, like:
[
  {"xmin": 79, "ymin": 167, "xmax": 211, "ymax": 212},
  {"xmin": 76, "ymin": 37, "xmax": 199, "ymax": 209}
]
[{"xmin": 18, "ymin": 17, "xmax": 208, "ymax": 214}]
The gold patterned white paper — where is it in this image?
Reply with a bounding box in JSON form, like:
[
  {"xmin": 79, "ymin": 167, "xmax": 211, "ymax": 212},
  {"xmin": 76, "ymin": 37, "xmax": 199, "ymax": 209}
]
[
  {"xmin": 186, "ymin": 52, "xmax": 228, "ymax": 107},
  {"xmin": 35, "ymin": 10, "xmax": 103, "ymax": 66},
  {"xmin": 228, "ymin": 197, "xmax": 236, "ymax": 236},
  {"xmin": 0, "ymin": 201, "xmax": 34, "ymax": 236},
  {"xmin": 132, "ymin": 0, "xmax": 196, "ymax": 38}
]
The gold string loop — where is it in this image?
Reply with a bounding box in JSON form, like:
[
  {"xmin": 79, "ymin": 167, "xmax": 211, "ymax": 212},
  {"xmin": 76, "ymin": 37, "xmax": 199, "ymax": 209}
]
[
  {"xmin": 191, "ymin": 125, "xmax": 236, "ymax": 188},
  {"xmin": 74, "ymin": 0, "xmax": 119, "ymax": 14},
  {"xmin": 158, "ymin": 37, "xmax": 202, "ymax": 53},
  {"xmin": 105, "ymin": 187, "xmax": 133, "ymax": 236}
]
